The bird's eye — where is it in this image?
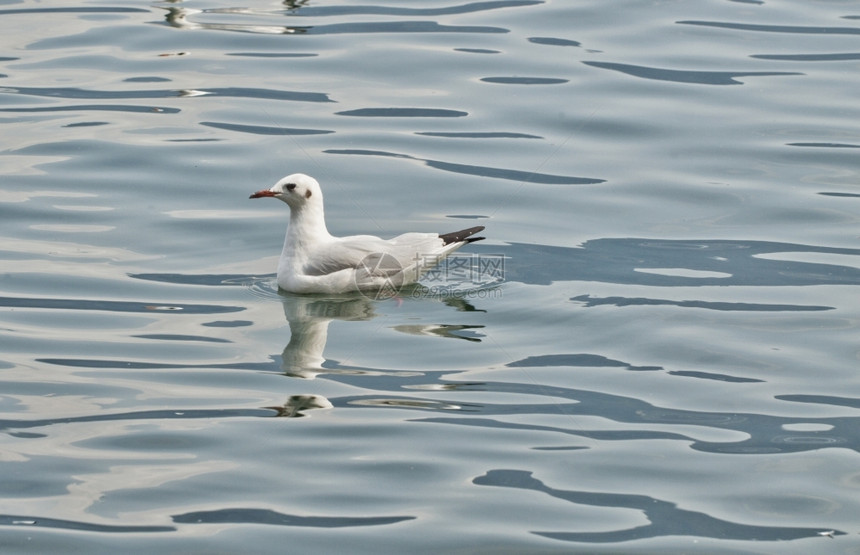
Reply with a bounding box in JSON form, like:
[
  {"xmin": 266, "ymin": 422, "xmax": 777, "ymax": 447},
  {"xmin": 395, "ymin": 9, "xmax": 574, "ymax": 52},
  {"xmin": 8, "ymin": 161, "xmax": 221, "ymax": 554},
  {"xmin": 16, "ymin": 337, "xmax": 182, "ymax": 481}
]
[{"xmin": 286, "ymin": 183, "xmax": 297, "ymax": 191}]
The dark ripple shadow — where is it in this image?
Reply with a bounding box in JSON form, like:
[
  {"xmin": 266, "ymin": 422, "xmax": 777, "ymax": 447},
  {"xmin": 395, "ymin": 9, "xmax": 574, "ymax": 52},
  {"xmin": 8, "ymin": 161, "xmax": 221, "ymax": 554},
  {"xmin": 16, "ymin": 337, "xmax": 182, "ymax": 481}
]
[
  {"xmin": 508, "ymin": 353, "xmax": 761, "ymax": 383},
  {"xmin": 323, "ymin": 372, "xmax": 859, "ymax": 455},
  {"xmin": 200, "ymin": 121, "xmax": 334, "ymax": 136},
  {"xmin": 0, "ymin": 514, "xmax": 173, "ymax": 533},
  {"xmin": 427, "ymin": 417, "xmax": 690, "ymax": 442},
  {"xmin": 472, "ymin": 470, "xmax": 841, "ymax": 543},
  {"xmin": 752, "ymin": 52, "xmax": 860, "ymax": 61},
  {"xmin": 454, "ymin": 48, "xmax": 500, "ymax": 54},
  {"xmin": 132, "ymin": 334, "xmax": 233, "ymax": 343},
  {"xmin": 788, "ymin": 142, "xmax": 860, "ymax": 149},
  {"xmin": 505, "ymin": 354, "xmax": 762, "ymax": 384},
  {"xmin": 488, "ymin": 238, "xmax": 860, "ymax": 287},
  {"xmin": 124, "ymin": 77, "xmax": 171, "ymax": 83},
  {"xmin": 0, "ymin": 296, "xmax": 243, "ymax": 314},
  {"xmin": 819, "ymin": 192, "xmax": 860, "ymax": 198},
  {"xmin": 507, "ymin": 354, "xmax": 662, "ymax": 372},
  {"xmin": 0, "ymin": 408, "xmax": 275, "ymax": 434},
  {"xmin": 32, "ymin": 317, "xmax": 858, "ymax": 455},
  {"xmin": 300, "ymin": 21, "xmax": 508, "ymax": 36},
  {"xmin": 130, "ymin": 273, "xmax": 264, "ymax": 286},
  {"xmin": 157, "ymin": 1, "xmax": 540, "ymax": 37},
  {"xmin": 64, "ymin": 121, "xmax": 109, "ymax": 127},
  {"xmin": 336, "ymin": 108, "xmax": 467, "ymax": 118},
  {"xmin": 227, "ymin": 52, "xmax": 318, "ymax": 58},
  {"xmin": 583, "ymin": 61, "xmax": 801, "ymax": 85},
  {"xmin": 1, "ymin": 86, "xmax": 333, "ymax": 103},
  {"xmin": 571, "ymin": 294, "xmax": 834, "ymax": 312},
  {"xmin": 272, "ymin": 1, "xmax": 542, "ymax": 17},
  {"xmin": 325, "ymin": 149, "xmax": 604, "ymax": 184},
  {"xmin": 132, "ymin": 237, "xmax": 860, "ymax": 290},
  {"xmin": 172, "ymin": 508, "xmax": 414, "ymax": 528},
  {"xmin": 133, "ymin": 237, "xmax": 860, "ymax": 290},
  {"xmin": 160, "ymin": 8, "xmax": 509, "ymax": 36},
  {"xmin": 0, "ymin": 7, "xmax": 149, "ymax": 16},
  {"xmin": 0, "ymin": 104, "xmax": 179, "ymax": 114},
  {"xmin": 417, "ymin": 131, "xmax": 543, "ymax": 139},
  {"xmin": 678, "ymin": 20, "xmax": 860, "ymax": 36},
  {"xmin": 481, "ymin": 76, "xmax": 569, "ymax": 85},
  {"xmin": 36, "ymin": 357, "xmax": 281, "ymax": 372},
  {"xmin": 528, "ymin": 37, "xmax": 581, "ymax": 47},
  {"xmin": 777, "ymin": 394, "xmax": 860, "ymax": 410}
]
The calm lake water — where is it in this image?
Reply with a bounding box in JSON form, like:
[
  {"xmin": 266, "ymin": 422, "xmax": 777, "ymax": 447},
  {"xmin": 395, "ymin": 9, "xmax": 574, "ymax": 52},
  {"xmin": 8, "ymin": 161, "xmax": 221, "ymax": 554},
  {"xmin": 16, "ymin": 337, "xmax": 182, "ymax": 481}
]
[{"xmin": 2, "ymin": 1, "xmax": 859, "ymax": 552}]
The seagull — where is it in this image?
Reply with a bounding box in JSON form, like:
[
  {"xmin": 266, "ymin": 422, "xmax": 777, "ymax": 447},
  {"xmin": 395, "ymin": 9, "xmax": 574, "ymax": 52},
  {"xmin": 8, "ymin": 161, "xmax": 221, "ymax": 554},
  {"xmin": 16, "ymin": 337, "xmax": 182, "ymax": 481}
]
[{"xmin": 250, "ymin": 173, "xmax": 485, "ymax": 294}]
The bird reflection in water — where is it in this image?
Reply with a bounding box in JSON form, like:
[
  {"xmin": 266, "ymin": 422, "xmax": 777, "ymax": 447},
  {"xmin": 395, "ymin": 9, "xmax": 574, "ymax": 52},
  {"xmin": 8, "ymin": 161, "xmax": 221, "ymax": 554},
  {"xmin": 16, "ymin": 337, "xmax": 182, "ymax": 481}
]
[
  {"xmin": 267, "ymin": 394, "xmax": 333, "ymax": 418},
  {"xmin": 277, "ymin": 290, "xmax": 485, "ymax": 379},
  {"xmin": 278, "ymin": 292, "xmax": 377, "ymax": 379}
]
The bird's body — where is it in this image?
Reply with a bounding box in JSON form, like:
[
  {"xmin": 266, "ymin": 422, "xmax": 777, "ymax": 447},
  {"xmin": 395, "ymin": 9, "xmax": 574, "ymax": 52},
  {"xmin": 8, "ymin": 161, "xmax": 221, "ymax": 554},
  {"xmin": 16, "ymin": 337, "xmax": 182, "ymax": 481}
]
[{"xmin": 250, "ymin": 174, "xmax": 485, "ymax": 294}]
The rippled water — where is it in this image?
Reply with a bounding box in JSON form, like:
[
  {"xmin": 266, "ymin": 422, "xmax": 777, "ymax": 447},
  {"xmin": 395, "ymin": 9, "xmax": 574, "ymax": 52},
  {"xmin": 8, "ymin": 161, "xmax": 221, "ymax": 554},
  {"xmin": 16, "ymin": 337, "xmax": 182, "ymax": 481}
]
[{"xmin": 2, "ymin": 1, "xmax": 859, "ymax": 552}]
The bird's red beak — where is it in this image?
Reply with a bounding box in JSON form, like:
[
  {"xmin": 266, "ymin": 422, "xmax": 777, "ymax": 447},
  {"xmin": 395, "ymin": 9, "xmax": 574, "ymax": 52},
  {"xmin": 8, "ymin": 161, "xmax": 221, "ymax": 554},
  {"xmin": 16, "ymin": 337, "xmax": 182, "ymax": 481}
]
[{"xmin": 249, "ymin": 190, "xmax": 277, "ymax": 199}]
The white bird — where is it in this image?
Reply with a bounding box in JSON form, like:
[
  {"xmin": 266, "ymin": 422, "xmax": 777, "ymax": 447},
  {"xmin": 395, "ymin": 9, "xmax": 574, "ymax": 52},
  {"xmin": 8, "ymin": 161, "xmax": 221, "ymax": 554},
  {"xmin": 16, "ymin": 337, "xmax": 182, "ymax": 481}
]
[{"xmin": 250, "ymin": 173, "xmax": 485, "ymax": 294}]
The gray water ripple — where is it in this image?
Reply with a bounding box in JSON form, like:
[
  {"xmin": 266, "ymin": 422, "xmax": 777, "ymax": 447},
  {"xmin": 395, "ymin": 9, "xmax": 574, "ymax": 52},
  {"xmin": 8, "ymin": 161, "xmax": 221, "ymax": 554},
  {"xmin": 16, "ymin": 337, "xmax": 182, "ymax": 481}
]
[
  {"xmin": 0, "ymin": 7, "xmax": 149, "ymax": 16},
  {"xmin": 678, "ymin": 20, "xmax": 860, "ymax": 36},
  {"xmin": 666, "ymin": 370, "xmax": 764, "ymax": 384},
  {"xmin": 131, "ymin": 237, "xmax": 860, "ymax": 290},
  {"xmin": 0, "ymin": 515, "xmax": 173, "ymax": 533},
  {"xmin": 491, "ymin": 239, "xmax": 860, "ymax": 287},
  {"xmin": 752, "ymin": 52, "xmax": 860, "ymax": 61},
  {"xmin": 819, "ymin": 192, "xmax": 860, "ymax": 198},
  {"xmin": 788, "ymin": 142, "xmax": 860, "ymax": 149},
  {"xmin": 424, "ymin": 417, "xmax": 692, "ymax": 442},
  {"xmin": 507, "ymin": 354, "xmax": 662, "ymax": 372},
  {"xmin": 132, "ymin": 334, "xmax": 233, "ymax": 344},
  {"xmin": 325, "ymin": 149, "xmax": 604, "ymax": 184},
  {"xmin": 271, "ymin": 1, "xmax": 542, "ymax": 18},
  {"xmin": 159, "ymin": 11, "xmax": 509, "ymax": 36},
  {"xmin": 0, "ymin": 104, "xmax": 179, "ymax": 114},
  {"xmin": 0, "ymin": 86, "xmax": 333, "ymax": 103},
  {"xmin": 0, "ymin": 296, "xmax": 244, "ymax": 314},
  {"xmin": 336, "ymin": 108, "xmax": 468, "ymax": 118},
  {"xmin": 129, "ymin": 273, "xmax": 266, "ymax": 287},
  {"xmin": 416, "ymin": 131, "xmax": 543, "ymax": 139},
  {"xmin": 226, "ymin": 52, "xmax": 318, "ymax": 58},
  {"xmin": 200, "ymin": 121, "xmax": 334, "ymax": 136},
  {"xmin": 473, "ymin": 470, "xmax": 841, "ymax": 543},
  {"xmin": 481, "ymin": 76, "xmax": 569, "ymax": 85},
  {"xmin": 412, "ymin": 390, "xmax": 859, "ymax": 455},
  {"xmin": 36, "ymin": 358, "xmax": 281, "ymax": 372},
  {"xmin": 571, "ymin": 294, "xmax": 834, "ymax": 312},
  {"xmin": 172, "ymin": 508, "xmax": 414, "ymax": 528},
  {"xmin": 321, "ymin": 372, "xmax": 860, "ymax": 456},
  {"xmin": 776, "ymin": 394, "xmax": 860, "ymax": 410},
  {"xmin": 453, "ymin": 47, "xmax": 500, "ymax": 54},
  {"xmin": 583, "ymin": 61, "xmax": 802, "ymax": 85},
  {"xmin": 0, "ymin": 408, "xmax": 276, "ymax": 433},
  {"xmin": 527, "ymin": 37, "xmax": 581, "ymax": 47}
]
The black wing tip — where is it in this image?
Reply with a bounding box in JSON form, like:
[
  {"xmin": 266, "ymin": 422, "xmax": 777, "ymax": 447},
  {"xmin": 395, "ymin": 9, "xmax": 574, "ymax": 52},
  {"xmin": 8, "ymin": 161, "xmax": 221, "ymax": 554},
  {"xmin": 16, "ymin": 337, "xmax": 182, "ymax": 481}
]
[{"xmin": 439, "ymin": 226, "xmax": 486, "ymax": 246}]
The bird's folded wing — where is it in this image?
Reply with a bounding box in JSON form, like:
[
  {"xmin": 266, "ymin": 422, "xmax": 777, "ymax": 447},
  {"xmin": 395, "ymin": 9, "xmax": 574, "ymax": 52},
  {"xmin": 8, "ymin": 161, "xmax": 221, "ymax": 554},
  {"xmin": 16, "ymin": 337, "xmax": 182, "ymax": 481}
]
[
  {"xmin": 302, "ymin": 237, "xmax": 382, "ymax": 277},
  {"xmin": 302, "ymin": 233, "xmax": 446, "ymax": 277}
]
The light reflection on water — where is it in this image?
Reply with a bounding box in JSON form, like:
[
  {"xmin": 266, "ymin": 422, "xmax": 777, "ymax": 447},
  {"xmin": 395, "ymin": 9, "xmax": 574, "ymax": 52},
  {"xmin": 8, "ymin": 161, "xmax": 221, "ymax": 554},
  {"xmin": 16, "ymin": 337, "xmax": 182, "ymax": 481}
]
[{"xmin": 1, "ymin": 0, "xmax": 859, "ymax": 552}]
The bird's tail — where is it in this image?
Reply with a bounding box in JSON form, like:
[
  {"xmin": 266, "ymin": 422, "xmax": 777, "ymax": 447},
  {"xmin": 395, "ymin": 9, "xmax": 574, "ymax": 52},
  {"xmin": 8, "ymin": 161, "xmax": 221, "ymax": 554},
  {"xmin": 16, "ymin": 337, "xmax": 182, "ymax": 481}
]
[{"xmin": 439, "ymin": 226, "xmax": 486, "ymax": 245}]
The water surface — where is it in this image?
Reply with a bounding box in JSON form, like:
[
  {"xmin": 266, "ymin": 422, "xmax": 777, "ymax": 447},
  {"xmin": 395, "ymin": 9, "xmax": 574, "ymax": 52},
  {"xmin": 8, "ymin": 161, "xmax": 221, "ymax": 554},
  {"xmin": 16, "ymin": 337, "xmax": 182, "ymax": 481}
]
[{"xmin": 1, "ymin": 1, "xmax": 859, "ymax": 552}]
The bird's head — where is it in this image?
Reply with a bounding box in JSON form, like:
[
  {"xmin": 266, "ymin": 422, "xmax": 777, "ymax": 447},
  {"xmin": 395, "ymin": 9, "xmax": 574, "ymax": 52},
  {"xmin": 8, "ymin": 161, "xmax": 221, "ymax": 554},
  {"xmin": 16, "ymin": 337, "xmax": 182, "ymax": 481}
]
[{"xmin": 250, "ymin": 173, "xmax": 322, "ymax": 209}]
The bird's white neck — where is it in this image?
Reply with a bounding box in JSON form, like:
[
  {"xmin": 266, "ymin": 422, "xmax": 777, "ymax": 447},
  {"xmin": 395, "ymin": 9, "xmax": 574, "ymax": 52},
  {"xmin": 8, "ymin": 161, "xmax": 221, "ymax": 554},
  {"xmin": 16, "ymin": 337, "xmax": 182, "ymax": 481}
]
[{"xmin": 283, "ymin": 203, "xmax": 331, "ymax": 253}]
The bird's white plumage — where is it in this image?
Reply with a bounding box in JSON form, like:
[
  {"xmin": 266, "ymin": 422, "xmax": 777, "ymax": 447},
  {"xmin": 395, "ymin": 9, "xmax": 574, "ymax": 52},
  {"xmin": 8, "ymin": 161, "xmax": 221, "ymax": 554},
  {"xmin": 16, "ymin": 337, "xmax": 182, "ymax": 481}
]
[{"xmin": 250, "ymin": 174, "xmax": 483, "ymax": 294}]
